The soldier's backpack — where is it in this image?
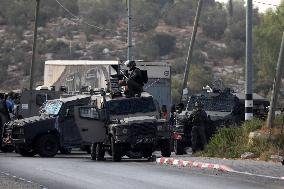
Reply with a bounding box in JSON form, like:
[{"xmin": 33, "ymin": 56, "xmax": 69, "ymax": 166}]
[{"xmin": 141, "ymin": 70, "xmax": 148, "ymax": 84}]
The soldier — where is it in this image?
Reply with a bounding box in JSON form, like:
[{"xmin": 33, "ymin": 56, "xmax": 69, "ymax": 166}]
[
  {"xmin": 188, "ymin": 101, "xmax": 208, "ymax": 153},
  {"xmin": 119, "ymin": 60, "xmax": 144, "ymax": 97}
]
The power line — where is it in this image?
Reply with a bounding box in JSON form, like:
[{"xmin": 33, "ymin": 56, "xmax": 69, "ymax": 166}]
[
  {"xmin": 54, "ymin": 0, "xmax": 109, "ymax": 31},
  {"xmin": 253, "ymin": 0, "xmax": 278, "ymax": 7}
]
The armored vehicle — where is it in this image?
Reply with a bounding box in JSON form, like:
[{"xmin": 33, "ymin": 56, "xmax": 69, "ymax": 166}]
[
  {"xmin": 172, "ymin": 88, "xmax": 243, "ymax": 155},
  {"xmin": 3, "ymin": 95, "xmax": 93, "ymax": 157},
  {"xmin": 15, "ymin": 89, "xmax": 61, "ymax": 119},
  {"xmin": 88, "ymin": 91, "xmax": 171, "ymax": 162}
]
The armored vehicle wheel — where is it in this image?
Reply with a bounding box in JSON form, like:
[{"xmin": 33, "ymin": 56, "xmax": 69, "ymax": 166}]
[
  {"xmin": 111, "ymin": 137, "xmax": 121, "ymax": 162},
  {"xmin": 85, "ymin": 145, "xmax": 91, "ymax": 154},
  {"xmin": 60, "ymin": 147, "xmax": 72, "ymax": 154},
  {"xmin": 0, "ymin": 145, "xmax": 15, "ymax": 153},
  {"xmin": 174, "ymin": 140, "xmax": 184, "ymax": 155},
  {"xmin": 143, "ymin": 150, "xmax": 152, "ymax": 158},
  {"xmin": 91, "ymin": 143, "xmax": 97, "ymax": 160},
  {"xmin": 96, "ymin": 143, "xmax": 105, "ymax": 161},
  {"xmin": 15, "ymin": 146, "xmax": 36, "ymax": 157},
  {"xmin": 36, "ymin": 134, "xmax": 59, "ymax": 157},
  {"xmin": 160, "ymin": 139, "xmax": 171, "ymax": 157}
]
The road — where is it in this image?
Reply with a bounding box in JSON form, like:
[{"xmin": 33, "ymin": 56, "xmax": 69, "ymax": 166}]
[{"xmin": 0, "ymin": 151, "xmax": 282, "ymax": 189}]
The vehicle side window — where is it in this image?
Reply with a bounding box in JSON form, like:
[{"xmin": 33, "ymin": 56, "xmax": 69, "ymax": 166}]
[
  {"xmin": 66, "ymin": 106, "xmax": 74, "ymax": 117},
  {"xmin": 79, "ymin": 107, "xmax": 99, "ymax": 120},
  {"xmin": 36, "ymin": 94, "xmax": 51, "ymax": 106}
]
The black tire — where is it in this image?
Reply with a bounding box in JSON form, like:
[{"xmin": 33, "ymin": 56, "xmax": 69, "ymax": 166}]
[
  {"xmin": 160, "ymin": 139, "xmax": 171, "ymax": 157},
  {"xmin": 91, "ymin": 143, "xmax": 97, "ymax": 160},
  {"xmin": 0, "ymin": 145, "xmax": 14, "ymax": 153},
  {"xmin": 174, "ymin": 140, "xmax": 184, "ymax": 155},
  {"xmin": 59, "ymin": 147, "xmax": 72, "ymax": 154},
  {"xmin": 143, "ymin": 150, "xmax": 153, "ymax": 158},
  {"xmin": 36, "ymin": 134, "xmax": 59, "ymax": 157},
  {"xmin": 85, "ymin": 145, "xmax": 91, "ymax": 154},
  {"xmin": 111, "ymin": 137, "xmax": 121, "ymax": 162},
  {"xmin": 96, "ymin": 143, "xmax": 105, "ymax": 161},
  {"xmin": 16, "ymin": 146, "xmax": 36, "ymax": 157}
]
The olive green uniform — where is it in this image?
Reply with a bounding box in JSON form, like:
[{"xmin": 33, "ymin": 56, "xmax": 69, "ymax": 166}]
[{"xmin": 189, "ymin": 109, "xmax": 208, "ymax": 152}]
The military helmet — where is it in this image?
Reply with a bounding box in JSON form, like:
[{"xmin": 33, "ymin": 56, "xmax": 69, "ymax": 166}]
[
  {"xmin": 194, "ymin": 101, "xmax": 204, "ymax": 108},
  {"xmin": 124, "ymin": 60, "xmax": 136, "ymax": 67}
]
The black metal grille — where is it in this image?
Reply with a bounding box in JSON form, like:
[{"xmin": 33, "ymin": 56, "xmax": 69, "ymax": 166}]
[
  {"xmin": 12, "ymin": 127, "xmax": 24, "ymax": 139},
  {"xmin": 129, "ymin": 122, "xmax": 157, "ymax": 137}
]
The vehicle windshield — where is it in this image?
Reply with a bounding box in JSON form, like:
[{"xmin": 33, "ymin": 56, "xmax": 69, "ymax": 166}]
[
  {"xmin": 187, "ymin": 96, "xmax": 235, "ymax": 112},
  {"xmin": 41, "ymin": 100, "xmax": 63, "ymax": 115},
  {"xmin": 106, "ymin": 97, "xmax": 156, "ymax": 115}
]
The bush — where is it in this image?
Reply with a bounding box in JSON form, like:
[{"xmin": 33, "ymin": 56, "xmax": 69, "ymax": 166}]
[
  {"xmin": 200, "ymin": 5, "xmax": 227, "ymax": 39},
  {"xmin": 202, "ymin": 118, "xmax": 263, "ymax": 158},
  {"xmin": 133, "ymin": 1, "xmax": 161, "ymax": 32},
  {"xmin": 136, "ymin": 33, "xmax": 176, "ymax": 59},
  {"xmin": 163, "ymin": 1, "xmax": 196, "ymax": 28}
]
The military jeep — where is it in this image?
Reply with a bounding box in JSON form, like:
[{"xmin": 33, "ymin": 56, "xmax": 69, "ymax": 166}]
[
  {"xmin": 87, "ymin": 92, "xmax": 171, "ymax": 162},
  {"xmin": 172, "ymin": 89, "xmax": 243, "ymax": 155},
  {"xmin": 3, "ymin": 95, "xmax": 94, "ymax": 157}
]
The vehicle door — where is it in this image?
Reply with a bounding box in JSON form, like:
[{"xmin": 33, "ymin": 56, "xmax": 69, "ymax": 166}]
[
  {"xmin": 60, "ymin": 105, "xmax": 82, "ymax": 146},
  {"xmin": 74, "ymin": 106, "xmax": 105, "ymax": 144}
]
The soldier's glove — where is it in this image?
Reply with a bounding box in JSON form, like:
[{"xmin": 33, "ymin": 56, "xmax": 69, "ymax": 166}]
[{"xmin": 118, "ymin": 80, "xmax": 126, "ymax": 86}]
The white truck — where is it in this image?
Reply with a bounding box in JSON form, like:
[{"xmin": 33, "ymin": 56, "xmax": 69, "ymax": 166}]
[{"xmin": 43, "ymin": 60, "xmax": 171, "ymax": 112}]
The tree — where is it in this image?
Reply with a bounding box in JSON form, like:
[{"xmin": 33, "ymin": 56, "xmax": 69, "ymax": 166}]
[
  {"xmin": 132, "ymin": 0, "xmax": 160, "ymax": 32},
  {"xmin": 136, "ymin": 33, "xmax": 176, "ymax": 59},
  {"xmin": 253, "ymin": 6, "xmax": 284, "ymax": 92},
  {"xmin": 162, "ymin": 0, "xmax": 197, "ymax": 28},
  {"xmin": 200, "ymin": 4, "xmax": 227, "ymax": 39},
  {"xmin": 188, "ymin": 64, "xmax": 213, "ymax": 93}
]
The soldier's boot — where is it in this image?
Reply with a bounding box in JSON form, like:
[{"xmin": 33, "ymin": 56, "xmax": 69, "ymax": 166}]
[{"xmin": 198, "ymin": 126, "xmax": 207, "ymax": 151}]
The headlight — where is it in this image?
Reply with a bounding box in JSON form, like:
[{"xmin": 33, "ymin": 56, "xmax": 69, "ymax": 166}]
[{"xmin": 122, "ymin": 128, "xmax": 128, "ymax": 134}]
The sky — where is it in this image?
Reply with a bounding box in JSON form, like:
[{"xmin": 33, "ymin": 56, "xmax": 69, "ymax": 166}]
[{"xmin": 215, "ymin": 0, "xmax": 282, "ymax": 12}]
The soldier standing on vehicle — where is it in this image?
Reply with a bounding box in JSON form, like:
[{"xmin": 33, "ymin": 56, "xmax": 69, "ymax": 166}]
[
  {"xmin": 188, "ymin": 101, "xmax": 208, "ymax": 153},
  {"xmin": 118, "ymin": 60, "xmax": 144, "ymax": 97}
]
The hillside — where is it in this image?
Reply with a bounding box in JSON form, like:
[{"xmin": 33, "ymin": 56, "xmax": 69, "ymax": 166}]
[{"xmin": 0, "ymin": 0, "xmax": 250, "ymax": 102}]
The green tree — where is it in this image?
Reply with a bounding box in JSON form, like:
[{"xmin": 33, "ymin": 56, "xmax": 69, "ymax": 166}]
[
  {"xmin": 132, "ymin": 0, "xmax": 160, "ymax": 32},
  {"xmin": 188, "ymin": 64, "xmax": 213, "ymax": 93},
  {"xmin": 200, "ymin": 4, "xmax": 227, "ymax": 39},
  {"xmin": 162, "ymin": 0, "xmax": 197, "ymax": 28},
  {"xmin": 136, "ymin": 33, "xmax": 176, "ymax": 59},
  {"xmin": 253, "ymin": 5, "xmax": 284, "ymax": 94}
]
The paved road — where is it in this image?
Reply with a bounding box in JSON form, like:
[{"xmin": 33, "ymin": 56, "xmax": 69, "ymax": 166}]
[{"xmin": 0, "ymin": 152, "xmax": 283, "ymax": 189}]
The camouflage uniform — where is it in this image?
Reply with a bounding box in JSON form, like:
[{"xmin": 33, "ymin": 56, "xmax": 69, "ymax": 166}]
[{"xmin": 189, "ymin": 102, "xmax": 208, "ymax": 152}]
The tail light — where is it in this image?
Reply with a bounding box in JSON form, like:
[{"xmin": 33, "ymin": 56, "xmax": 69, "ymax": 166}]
[{"xmin": 173, "ymin": 132, "xmax": 182, "ymax": 140}]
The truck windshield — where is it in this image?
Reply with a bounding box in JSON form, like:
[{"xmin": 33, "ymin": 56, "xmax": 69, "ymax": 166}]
[
  {"xmin": 42, "ymin": 101, "xmax": 63, "ymax": 115},
  {"xmin": 107, "ymin": 97, "xmax": 156, "ymax": 115}
]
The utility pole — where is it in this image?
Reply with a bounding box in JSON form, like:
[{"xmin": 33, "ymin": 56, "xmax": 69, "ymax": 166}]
[
  {"xmin": 180, "ymin": 0, "xmax": 203, "ymax": 102},
  {"xmin": 28, "ymin": 0, "xmax": 40, "ymax": 116},
  {"xmin": 267, "ymin": 32, "xmax": 284, "ymax": 128},
  {"xmin": 29, "ymin": 0, "xmax": 40, "ymax": 90},
  {"xmin": 245, "ymin": 0, "xmax": 253, "ymax": 120},
  {"xmin": 127, "ymin": 0, "xmax": 133, "ymax": 61}
]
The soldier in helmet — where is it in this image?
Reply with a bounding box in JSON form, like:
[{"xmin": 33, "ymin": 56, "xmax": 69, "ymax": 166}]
[
  {"xmin": 188, "ymin": 101, "xmax": 208, "ymax": 153},
  {"xmin": 119, "ymin": 60, "xmax": 144, "ymax": 97}
]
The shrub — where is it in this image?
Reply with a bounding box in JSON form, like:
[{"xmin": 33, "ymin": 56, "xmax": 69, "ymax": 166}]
[{"xmin": 202, "ymin": 118, "xmax": 263, "ymax": 158}]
